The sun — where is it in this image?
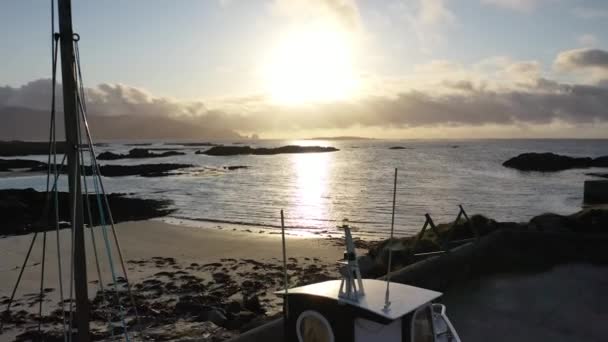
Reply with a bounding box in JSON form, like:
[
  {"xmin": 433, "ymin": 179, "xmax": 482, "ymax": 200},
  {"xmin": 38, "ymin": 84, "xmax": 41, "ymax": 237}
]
[{"xmin": 263, "ymin": 27, "xmax": 359, "ymax": 105}]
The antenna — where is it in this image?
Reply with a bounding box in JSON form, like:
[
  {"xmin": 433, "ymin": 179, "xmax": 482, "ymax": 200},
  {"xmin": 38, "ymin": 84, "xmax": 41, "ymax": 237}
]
[
  {"xmin": 280, "ymin": 210, "xmax": 289, "ymax": 320},
  {"xmin": 383, "ymin": 168, "xmax": 398, "ymax": 312}
]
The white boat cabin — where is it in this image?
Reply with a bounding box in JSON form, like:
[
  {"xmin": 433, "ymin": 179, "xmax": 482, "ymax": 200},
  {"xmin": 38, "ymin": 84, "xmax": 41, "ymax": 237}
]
[{"xmin": 277, "ymin": 279, "xmax": 460, "ymax": 342}]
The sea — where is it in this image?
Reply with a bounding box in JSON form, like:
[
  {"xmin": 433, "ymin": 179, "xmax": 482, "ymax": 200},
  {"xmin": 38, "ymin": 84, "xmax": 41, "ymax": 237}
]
[{"xmin": 2, "ymin": 139, "xmax": 606, "ymax": 240}]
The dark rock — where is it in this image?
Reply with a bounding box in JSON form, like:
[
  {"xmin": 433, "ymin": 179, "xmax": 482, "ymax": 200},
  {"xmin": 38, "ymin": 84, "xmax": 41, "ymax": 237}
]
[
  {"xmin": 98, "ymin": 148, "xmax": 185, "ymax": 160},
  {"xmin": 586, "ymin": 172, "xmax": 608, "ymax": 179},
  {"xmin": 175, "ymin": 299, "xmax": 207, "ymax": 315},
  {"xmin": 528, "ymin": 213, "xmax": 575, "ymax": 232},
  {"xmin": 569, "ymin": 209, "xmax": 608, "ymax": 233},
  {"xmin": 198, "ymin": 145, "xmax": 339, "ymax": 156},
  {"xmin": 0, "ymin": 188, "xmax": 174, "ymax": 236},
  {"xmin": 242, "ymin": 295, "xmax": 264, "ymax": 314},
  {"xmin": 389, "ymin": 146, "xmax": 408, "ymax": 150},
  {"xmin": 164, "ymin": 142, "xmax": 220, "ymax": 147},
  {"xmin": 593, "ymin": 156, "xmax": 608, "ymax": 167},
  {"xmin": 7, "ymin": 158, "xmax": 192, "ymax": 177},
  {"xmin": 502, "ymin": 152, "xmax": 608, "ymax": 172},
  {"xmin": 98, "ymin": 163, "xmax": 192, "ymax": 177},
  {"xmin": 0, "ymin": 141, "xmax": 66, "ymax": 156},
  {"xmin": 224, "ymin": 165, "xmax": 249, "ymax": 170},
  {"xmin": 199, "ymin": 309, "xmax": 227, "ymax": 326},
  {"xmin": 225, "ymin": 300, "xmax": 242, "ymax": 314},
  {"xmin": 0, "ymin": 159, "xmax": 47, "ymax": 172}
]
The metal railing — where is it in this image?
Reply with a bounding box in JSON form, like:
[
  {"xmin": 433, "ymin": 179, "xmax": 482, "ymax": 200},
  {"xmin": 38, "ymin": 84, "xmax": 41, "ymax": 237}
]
[{"xmin": 410, "ymin": 205, "xmax": 479, "ymax": 260}]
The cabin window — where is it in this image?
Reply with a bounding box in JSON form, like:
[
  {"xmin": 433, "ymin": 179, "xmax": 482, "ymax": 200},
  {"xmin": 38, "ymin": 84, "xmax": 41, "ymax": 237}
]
[
  {"xmin": 411, "ymin": 305, "xmax": 435, "ymax": 342},
  {"xmin": 296, "ymin": 310, "xmax": 335, "ymax": 342}
]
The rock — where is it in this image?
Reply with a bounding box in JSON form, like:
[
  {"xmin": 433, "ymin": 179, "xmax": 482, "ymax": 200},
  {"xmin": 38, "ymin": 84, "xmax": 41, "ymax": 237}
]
[
  {"xmin": 528, "ymin": 213, "xmax": 574, "ymax": 233},
  {"xmin": 175, "ymin": 299, "xmax": 205, "ymax": 315},
  {"xmin": 98, "ymin": 148, "xmax": 185, "ymax": 160},
  {"xmin": 0, "ymin": 141, "xmax": 66, "ymax": 156},
  {"xmin": 592, "ymin": 156, "xmax": 608, "ymax": 167},
  {"xmin": 1, "ymin": 158, "xmax": 192, "ymax": 177},
  {"xmin": 164, "ymin": 142, "xmax": 220, "ymax": 147},
  {"xmin": 0, "ymin": 188, "xmax": 174, "ymax": 236},
  {"xmin": 198, "ymin": 145, "xmax": 339, "ymax": 156},
  {"xmin": 242, "ymin": 295, "xmax": 264, "ymax": 314},
  {"xmin": 356, "ymin": 255, "xmax": 377, "ymax": 278},
  {"xmin": 225, "ymin": 300, "xmax": 242, "ymax": 314},
  {"xmin": 199, "ymin": 308, "xmax": 227, "ymax": 326},
  {"xmin": 223, "ymin": 165, "xmax": 249, "ymax": 170},
  {"xmin": 97, "ymin": 163, "xmax": 192, "ymax": 177},
  {"xmin": 502, "ymin": 152, "xmax": 608, "ymax": 172},
  {"xmin": 0, "ymin": 159, "xmax": 46, "ymax": 172},
  {"xmin": 389, "ymin": 146, "xmax": 408, "ymax": 150},
  {"xmin": 569, "ymin": 209, "xmax": 608, "ymax": 233},
  {"xmin": 586, "ymin": 173, "xmax": 608, "ymax": 179}
]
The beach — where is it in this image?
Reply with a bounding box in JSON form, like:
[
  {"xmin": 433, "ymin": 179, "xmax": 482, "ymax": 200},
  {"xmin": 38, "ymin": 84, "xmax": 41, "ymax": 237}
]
[{"xmin": 0, "ymin": 219, "xmax": 346, "ymax": 341}]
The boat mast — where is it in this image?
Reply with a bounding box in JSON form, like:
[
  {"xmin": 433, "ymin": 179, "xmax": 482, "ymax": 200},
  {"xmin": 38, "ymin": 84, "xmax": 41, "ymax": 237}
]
[{"xmin": 57, "ymin": 0, "xmax": 91, "ymax": 340}]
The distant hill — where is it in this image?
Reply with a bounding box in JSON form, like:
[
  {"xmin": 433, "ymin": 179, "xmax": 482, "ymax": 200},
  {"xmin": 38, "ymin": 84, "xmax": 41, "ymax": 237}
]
[
  {"xmin": 307, "ymin": 136, "xmax": 375, "ymax": 141},
  {"xmin": 0, "ymin": 106, "xmax": 241, "ymax": 140}
]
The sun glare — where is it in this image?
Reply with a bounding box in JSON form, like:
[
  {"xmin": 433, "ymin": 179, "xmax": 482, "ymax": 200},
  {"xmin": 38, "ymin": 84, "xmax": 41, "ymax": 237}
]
[{"xmin": 263, "ymin": 27, "xmax": 359, "ymax": 105}]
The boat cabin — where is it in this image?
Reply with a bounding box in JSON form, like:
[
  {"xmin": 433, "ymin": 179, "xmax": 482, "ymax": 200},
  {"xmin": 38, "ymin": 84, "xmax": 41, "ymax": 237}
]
[{"xmin": 278, "ymin": 278, "xmax": 459, "ymax": 342}]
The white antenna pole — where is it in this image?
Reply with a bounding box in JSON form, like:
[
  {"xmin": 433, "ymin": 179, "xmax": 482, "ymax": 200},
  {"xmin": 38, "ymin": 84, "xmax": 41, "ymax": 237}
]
[
  {"xmin": 384, "ymin": 168, "xmax": 398, "ymax": 311},
  {"xmin": 280, "ymin": 210, "xmax": 289, "ymax": 319}
]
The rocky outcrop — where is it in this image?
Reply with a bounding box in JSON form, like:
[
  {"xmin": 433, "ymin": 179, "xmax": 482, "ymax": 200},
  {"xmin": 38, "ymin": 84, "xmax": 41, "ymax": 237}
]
[
  {"xmin": 0, "ymin": 159, "xmax": 47, "ymax": 172},
  {"xmin": 199, "ymin": 145, "xmax": 339, "ymax": 156},
  {"xmin": 502, "ymin": 152, "xmax": 608, "ymax": 172},
  {"xmin": 0, "ymin": 188, "xmax": 174, "ymax": 236},
  {"xmin": 364, "ymin": 209, "xmax": 608, "ymax": 278},
  {"xmin": 96, "ymin": 164, "xmax": 193, "ymax": 177},
  {"xmin": 223, "ymin": 166, "xmax": 249, "ymax": 170},
  {"xmin": 1, "ymin": 159, "xmax": 192, "ymax": 177},
  {"xmin": 0, "ymin": 141, "xmax": 66, "ymax": 156},
  {"xmin": 165, "ymin": 142, "xmax": 220, "ymax": 147},
  {"xmin": 98, "ymin": 148, "xmax": 185, "ymax": 160}
]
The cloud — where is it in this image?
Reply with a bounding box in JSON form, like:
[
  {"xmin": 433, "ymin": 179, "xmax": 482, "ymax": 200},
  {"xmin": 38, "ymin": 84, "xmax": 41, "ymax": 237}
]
[
  {"xmin": 3, "ymin": 49, "xmax": 608, "ymax": 139},
  {"xmin": 418, "ymin": 0, "xmax": 455, "ymax": 26},
  {"xmin": 572, "ymin": 6, "xmax": 608, "ymax": 19},
  {"xmin": 554, "ymin": 48, "xmax": 608, "ymax": 71},
  {"xmin": 393, "ymin": 0, "xmax": 457, "ymax": 52},
  {"xmin": 272, "ymin": 0, "xmax": 361, "ymax": 31},
  {"xmin": 578, "ymin": 34, "xmax": 598, "ymax": 47},
  {"xmin": 481, "ymin": 0, "xmax": 548, "ymax": 12}
]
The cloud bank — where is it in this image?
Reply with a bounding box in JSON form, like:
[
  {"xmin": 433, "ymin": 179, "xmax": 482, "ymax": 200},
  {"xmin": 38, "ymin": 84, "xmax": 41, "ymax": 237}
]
[{"xmin": 2, "ymin": 48, "xmax": 608, "ymax": 140}]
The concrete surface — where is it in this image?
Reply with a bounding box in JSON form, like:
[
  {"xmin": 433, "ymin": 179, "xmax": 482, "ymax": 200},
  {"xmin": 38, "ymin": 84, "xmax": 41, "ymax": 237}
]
[{"xmin": 441, "ymin": 263, "xmax": 608, "ymax": 342}]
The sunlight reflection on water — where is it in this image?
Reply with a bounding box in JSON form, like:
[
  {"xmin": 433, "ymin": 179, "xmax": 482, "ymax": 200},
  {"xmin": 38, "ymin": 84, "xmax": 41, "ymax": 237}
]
[{"xmin": 1, "ymin": 139, "xmax": 605, "ymax": 239}]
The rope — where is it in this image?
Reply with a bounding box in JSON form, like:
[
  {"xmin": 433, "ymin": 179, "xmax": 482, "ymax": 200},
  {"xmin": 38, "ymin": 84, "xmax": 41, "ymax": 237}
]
[
  {"xmin": 76, "ymin": 94, "xmax": 116, "ymax": 340},
  {"xmin": 0, "ymin": 233, "xmax": 38, "ymax": 332},
  {"xmin": 49, "ymin": 3, "xmax": 67, "ymax": 338},
  {"xmin": 67, "ymin": 147, "xmax": 78, "ymax": 342},
  {"xmin": 37, "ymin": 231, "xmax": 47, "ymax": 334},
  {"xmin": 0, "ymin": 153, "xmax": 66, "ymax": 332},
  {"xmin": 75, "ymin": 38, "xmax": 142, "ymax": 340},
  {"xmin": 74, "ymin": 39, "xmax": 132, "ymax": 341}
]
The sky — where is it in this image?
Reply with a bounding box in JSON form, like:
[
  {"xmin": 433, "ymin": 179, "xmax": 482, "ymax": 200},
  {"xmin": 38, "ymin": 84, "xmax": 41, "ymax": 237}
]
[{"xmin": 1, "ymin": 0, "xmax": 608, "ymax": 139}]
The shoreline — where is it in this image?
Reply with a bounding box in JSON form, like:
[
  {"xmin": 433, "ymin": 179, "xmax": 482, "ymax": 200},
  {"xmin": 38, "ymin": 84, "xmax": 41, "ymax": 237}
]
[{"xmin": 0, "ymin": 219, "xmax": 347, "ymax": 341}]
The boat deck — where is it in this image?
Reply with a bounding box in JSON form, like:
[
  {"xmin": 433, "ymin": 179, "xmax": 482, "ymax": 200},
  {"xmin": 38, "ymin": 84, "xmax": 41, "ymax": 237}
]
[{"xmin": 440, "ymin": 263, "xmax": 608, "ymax": 342}]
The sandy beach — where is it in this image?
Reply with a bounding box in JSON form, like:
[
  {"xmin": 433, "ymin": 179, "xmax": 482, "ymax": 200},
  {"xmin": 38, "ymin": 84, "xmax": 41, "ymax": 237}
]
[{"xmin": 0, "ymin": 219, "xmax": 346, "ymax": 341}]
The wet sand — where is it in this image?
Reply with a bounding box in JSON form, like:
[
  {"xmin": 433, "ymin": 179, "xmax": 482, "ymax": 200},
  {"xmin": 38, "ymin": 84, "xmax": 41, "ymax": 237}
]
[{"xmin": 0, "ymin": 219, "xmax": 345, "ymax": 341}]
